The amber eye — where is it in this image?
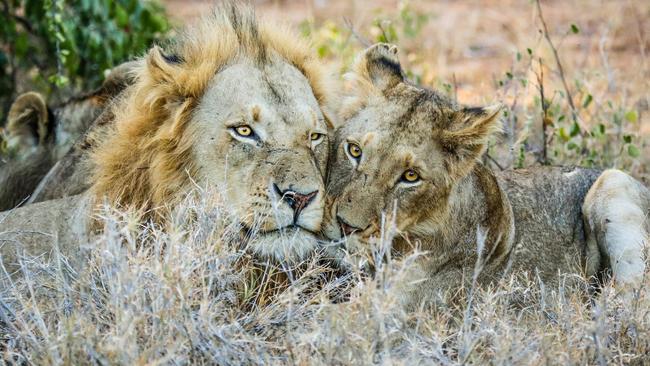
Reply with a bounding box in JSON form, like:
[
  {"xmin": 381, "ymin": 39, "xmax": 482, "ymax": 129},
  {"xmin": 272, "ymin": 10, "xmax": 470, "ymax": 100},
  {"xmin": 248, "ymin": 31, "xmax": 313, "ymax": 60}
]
[
  {"xmin": 310, "ymin": 132, "xmax": 323, "ymax": 141},
  {"xmin": 401, "ymin": 169, "xmax": 420, "ymax": 183},
  {"xmin": 234, "ymin": 125, "xmax": 253, "ymax": 137},
  {"xmin": 347, "ymin": 143, "xmax": 362, "ymax": 159}
]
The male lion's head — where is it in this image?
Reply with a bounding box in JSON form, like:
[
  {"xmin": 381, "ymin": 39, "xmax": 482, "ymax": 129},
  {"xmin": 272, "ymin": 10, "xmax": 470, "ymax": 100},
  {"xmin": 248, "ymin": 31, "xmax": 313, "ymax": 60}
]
[
  {"xmin": 323, "ymin": 44, "xmax": 501, "ymax": 244},
  {"xmin": 91, "ymin": 3, "xmax": 335, "ymax": 262}
]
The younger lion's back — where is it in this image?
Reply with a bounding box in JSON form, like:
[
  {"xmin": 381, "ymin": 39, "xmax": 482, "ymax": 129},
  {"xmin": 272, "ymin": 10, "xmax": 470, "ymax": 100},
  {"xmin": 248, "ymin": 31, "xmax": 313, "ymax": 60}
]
[{"xmin": 496, "ymin": 166, "xmax": 602, "ymax": 285}]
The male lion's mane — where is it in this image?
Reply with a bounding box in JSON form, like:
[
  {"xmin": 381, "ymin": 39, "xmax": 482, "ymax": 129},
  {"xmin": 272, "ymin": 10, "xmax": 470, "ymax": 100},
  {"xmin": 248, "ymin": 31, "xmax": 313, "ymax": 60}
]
[{"xmin": 91, "ymin": 2, "xmax": 333, "ymax": 213}]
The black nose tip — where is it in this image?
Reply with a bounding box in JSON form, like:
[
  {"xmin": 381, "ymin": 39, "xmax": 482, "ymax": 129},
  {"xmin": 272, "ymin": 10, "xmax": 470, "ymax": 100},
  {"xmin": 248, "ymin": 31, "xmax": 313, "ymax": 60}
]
[
  {"xmin": 274, "ymin": 184, "xmax": 318, "ymax": 221},
  {"xmin": 337, "ymin": 215, "xmax": 361, "ymax": 237}
]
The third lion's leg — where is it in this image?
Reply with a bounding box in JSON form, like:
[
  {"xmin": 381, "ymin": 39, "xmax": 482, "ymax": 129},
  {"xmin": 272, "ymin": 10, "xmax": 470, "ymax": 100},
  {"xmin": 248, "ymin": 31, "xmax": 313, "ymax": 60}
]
[{"xmin": 583, "ymin": 169, "xmax": 650, "ymax": 289}]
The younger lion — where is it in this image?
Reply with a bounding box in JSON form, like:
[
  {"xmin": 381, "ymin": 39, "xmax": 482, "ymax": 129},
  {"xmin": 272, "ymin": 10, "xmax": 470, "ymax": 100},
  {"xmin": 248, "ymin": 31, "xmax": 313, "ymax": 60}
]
[{"xmin": 322, "ymin": 44, "xmax": 649, "ymax": 307}]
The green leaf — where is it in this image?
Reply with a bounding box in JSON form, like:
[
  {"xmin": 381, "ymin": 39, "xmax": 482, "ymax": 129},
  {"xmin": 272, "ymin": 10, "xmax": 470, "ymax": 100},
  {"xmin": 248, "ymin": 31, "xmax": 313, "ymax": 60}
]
[
  {"xmin": 582, "ymin": 94, "xmax": 592, "ymax": 108},
  {"xmin": 567, "ymin": 142, "xmax": 578, "ymax": 150},
  {"xmin": 317, "ymin": 45, "xmax": 328, "ymax": 58},
  {"xmin": 628, "ymin": 144, "xmax": 640, "ymax": 158},
  {"xmin": 55, "ymin": 31, "xmax": 66, "ymax": 43},
  {"xmin": 623, "ymin": 135, "xmax": 632, "ymax": 144},
  {"xmin": 569, "ymin": 122, "xmax": 581, "ymax": 137},
  {"xmin": 15, "ymin": 33, "xmax": 28, "ymax": 56},
  {"xmin": 115, "ymin": 5, "xmax": 129, "ymax": 28},
  {"xmin": 571, "ymin": 24, "xmax": 579, "ymax": 34},
  {"xmin": 625, "ymin": 110, "xmax": 638, "ymax": 123},
  {"xmin": 558, "ymin": 127, "xmax": 570, "ymax": 142}
]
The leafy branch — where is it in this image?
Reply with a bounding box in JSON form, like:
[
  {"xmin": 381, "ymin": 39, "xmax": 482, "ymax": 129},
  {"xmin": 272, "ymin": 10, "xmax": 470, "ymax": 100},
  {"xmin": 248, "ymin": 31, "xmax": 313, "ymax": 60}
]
[{"xmin": 535, "ymin": 0, "xmax": 587, "ymax": 136}]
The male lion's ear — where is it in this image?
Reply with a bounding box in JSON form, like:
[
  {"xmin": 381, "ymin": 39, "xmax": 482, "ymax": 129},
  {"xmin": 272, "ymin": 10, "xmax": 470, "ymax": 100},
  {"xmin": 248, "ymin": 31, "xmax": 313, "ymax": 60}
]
[
  {"xmin": 439, "ymin": 104, "xmax": 503, "ymax": 179},
  {"xmin": 146, "ymin": 46, "xmax": 184, "ymax": 85},
  {"xmin": 349, "ymin": 43, "xmax": 405, "ymax": 94},
  {"xmin": 5, "ymin": 92, "xmax": 50, "ymax": 147}
]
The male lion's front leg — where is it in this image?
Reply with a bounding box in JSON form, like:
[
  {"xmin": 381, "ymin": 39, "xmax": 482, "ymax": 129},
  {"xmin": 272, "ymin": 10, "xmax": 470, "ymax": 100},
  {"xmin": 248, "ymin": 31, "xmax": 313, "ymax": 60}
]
[{"xmin": 583, "ymin": 169, "xmax": 650, "ymax": 289}]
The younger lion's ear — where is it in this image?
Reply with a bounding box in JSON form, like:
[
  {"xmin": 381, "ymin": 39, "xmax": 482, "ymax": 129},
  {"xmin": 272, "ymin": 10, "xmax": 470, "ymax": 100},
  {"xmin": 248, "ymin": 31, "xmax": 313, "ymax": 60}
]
[
  {"xmin": 439, "ymin": 104, "xmax": 503, "ymax": 179},
  {"xmin": 349, "ymin": 43, "xmax": 405, "ymax": 94},
  {"xmin": 5, "ymin": 92, "xmax": 50, "ymax": 147}
]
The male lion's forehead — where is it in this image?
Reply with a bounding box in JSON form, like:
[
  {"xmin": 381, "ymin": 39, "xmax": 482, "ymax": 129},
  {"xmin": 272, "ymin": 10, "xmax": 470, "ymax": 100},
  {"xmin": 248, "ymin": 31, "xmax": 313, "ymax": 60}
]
[
  {"xmin": 260, "ymin": 61, "xmax": 325, "ymax": 127},
  {"xmin": 198, "ymin": 60, "xmax": 324, "ymax": 134}
]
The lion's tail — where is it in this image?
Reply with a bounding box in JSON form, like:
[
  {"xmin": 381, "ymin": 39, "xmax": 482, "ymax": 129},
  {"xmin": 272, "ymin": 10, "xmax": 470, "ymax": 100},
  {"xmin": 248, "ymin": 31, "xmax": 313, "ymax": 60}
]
[{"xmin": 583, "ymin": 169, "xmax": 649, "ymax": 289}]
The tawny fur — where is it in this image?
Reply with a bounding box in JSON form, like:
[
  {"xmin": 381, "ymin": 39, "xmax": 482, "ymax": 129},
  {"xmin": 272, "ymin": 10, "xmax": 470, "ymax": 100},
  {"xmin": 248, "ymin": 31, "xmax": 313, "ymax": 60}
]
[
  {"xmin": 324, "ymin": 43, "xmax": 650, "ymax": 308},
  {"xmin": 0, "ymin": 63, "xmax": 134, "ymax": 211},
  {"xmin": 91, "ymin": 2, "xmax": 335, "ymax": 213},
  {"xmin": 1, "ymin": 2, "xmax": 337, "ymax": 274},
  {"xmin": 582, "ymin": 169, "xmax": 650, "ymax": 286}
]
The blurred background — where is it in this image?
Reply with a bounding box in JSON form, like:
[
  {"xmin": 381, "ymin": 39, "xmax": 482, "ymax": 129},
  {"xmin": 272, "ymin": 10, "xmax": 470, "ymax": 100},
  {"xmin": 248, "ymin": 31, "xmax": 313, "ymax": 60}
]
[{"xmin": 1, "ymin": 0, "xmax": 648, "ymax": 180}]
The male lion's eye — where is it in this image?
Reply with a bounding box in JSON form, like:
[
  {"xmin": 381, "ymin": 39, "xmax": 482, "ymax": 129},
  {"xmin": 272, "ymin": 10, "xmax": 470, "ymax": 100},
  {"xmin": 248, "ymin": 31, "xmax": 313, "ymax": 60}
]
[
  {"xmin": 401, "ymin": 169, "xmax": 420, "ymax": 183},
  {"xmin": 347, "ymin": 143, "xmax": 362, "ymax": 159},
  {"xmin": 310, "ymin": 132, "xmax": 323, "ymax": 141},
  {"xmin": 234, "ymin": 125, "xmax": 253, "ymax": 137}
]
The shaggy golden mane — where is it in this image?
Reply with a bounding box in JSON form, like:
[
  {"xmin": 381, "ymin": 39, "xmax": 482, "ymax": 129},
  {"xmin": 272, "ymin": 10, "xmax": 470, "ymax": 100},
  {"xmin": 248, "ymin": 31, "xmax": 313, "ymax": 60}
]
[{"xmin": 90, "ymin": 1, "xmax": 333, "ymax": 213}]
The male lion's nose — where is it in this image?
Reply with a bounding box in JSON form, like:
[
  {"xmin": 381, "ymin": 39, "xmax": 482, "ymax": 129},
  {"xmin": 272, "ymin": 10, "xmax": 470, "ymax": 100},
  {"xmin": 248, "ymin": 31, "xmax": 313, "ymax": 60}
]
[
  {"xmin": 273, "ymin": 184, "xmax": 319, "ymax": 223},
  {"xmin": 337, "ymin": 215, "xmax": 362, "ymax": 237}
]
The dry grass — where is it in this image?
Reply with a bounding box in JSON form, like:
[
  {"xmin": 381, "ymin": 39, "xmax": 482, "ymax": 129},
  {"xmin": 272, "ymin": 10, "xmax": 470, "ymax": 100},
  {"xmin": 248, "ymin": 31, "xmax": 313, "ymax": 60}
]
[
  {"xmin": 1, "ymin": 191, "xmax": 649, "ymax": 365},
  {"xmin": 2, "ymin": 1, "xmax": 650, "ymax": 364}
]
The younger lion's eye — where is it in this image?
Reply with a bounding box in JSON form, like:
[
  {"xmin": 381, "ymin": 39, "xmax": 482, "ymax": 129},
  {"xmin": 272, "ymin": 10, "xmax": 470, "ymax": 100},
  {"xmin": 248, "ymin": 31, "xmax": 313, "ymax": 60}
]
[
  {"xmin": 234, "ymin": 125, "xmax": 253, "ymax": 137},
  {"xmin": 401, "ymin": 169, "xmax": 420, "ymax": 183},
  {"xmin": 347, "ymin": 143, "xmax": 362, "ymax": 159},
  {"xmin": 310, "ymin": 132, "xmax": 323, "ymax": 141}
]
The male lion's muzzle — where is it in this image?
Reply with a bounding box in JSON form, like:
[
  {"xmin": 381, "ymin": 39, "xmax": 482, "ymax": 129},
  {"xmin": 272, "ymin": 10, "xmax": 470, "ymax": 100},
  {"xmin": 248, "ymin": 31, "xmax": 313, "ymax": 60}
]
[
  {"xmin": 244, "ymin": 148, "xmax": 326, "ymax": 263},
  {"xmin": 259, "ymin": 147, "xmax": 325, "ymax": 234},
  {"xmin": 273, "ymin": 184, "xmax": 319, "ymax": 226}
]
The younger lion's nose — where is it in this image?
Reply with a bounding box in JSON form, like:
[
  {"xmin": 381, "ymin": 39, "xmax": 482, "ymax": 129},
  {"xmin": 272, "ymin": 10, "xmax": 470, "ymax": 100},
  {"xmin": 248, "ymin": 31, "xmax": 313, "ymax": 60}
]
[{"xmin": 274, "ymin": 184, "xmax": 319, "ymax": 222}]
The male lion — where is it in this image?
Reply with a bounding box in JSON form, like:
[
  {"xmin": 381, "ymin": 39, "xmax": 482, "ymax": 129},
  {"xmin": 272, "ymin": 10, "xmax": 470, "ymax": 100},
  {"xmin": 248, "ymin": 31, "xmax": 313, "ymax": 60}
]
[
  {"xmin": 322, "ymin": 44, "xmax": 649, "ymax": 308},
  {"xmin": 0, "ymin": 62, "xmax": 136, "ymax": 210},
  {"xmin": 0, "ymin": 3, "xmax": 335, "ymax": 274}
]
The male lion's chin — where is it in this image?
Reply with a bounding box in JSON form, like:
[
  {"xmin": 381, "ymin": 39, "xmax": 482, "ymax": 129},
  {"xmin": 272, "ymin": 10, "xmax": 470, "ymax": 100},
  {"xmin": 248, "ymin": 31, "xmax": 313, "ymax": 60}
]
[{"xmin": 246, "ymin": 226, "xmax": 319, "ymax": 264}]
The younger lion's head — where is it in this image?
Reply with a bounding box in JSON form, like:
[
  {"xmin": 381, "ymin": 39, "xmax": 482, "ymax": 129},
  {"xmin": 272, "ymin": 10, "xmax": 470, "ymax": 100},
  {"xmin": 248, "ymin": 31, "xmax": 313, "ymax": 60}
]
[
  {"xmin": 323, "ymin": 44, "xmax": 501, "ymax": 243},
  {"xmin": 92, "ymin": 3, "xmax": 335, "ymax": 262}
]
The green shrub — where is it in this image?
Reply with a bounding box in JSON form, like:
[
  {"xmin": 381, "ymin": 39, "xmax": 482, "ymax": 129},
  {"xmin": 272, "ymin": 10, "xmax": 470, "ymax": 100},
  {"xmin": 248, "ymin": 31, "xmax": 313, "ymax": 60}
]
[{"xmin": 0, "ymin": 0, "xmax": 170, "ymax": 121}]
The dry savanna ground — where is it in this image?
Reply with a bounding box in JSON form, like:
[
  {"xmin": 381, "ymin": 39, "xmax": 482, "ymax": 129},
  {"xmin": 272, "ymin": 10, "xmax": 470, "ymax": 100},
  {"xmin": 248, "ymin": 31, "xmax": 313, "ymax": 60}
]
[{"xmin": 1, "ymin": 0, "xmax": 649, "ymax": 365}]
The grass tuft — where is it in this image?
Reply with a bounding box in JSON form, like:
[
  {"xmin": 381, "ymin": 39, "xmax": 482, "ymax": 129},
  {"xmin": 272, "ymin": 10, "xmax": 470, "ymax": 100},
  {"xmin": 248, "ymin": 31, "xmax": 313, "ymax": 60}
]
[{"xmin": 2, "ymin": 192, "xmax": 649, "ymax": 365}]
